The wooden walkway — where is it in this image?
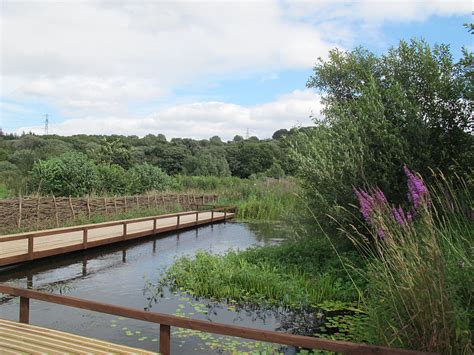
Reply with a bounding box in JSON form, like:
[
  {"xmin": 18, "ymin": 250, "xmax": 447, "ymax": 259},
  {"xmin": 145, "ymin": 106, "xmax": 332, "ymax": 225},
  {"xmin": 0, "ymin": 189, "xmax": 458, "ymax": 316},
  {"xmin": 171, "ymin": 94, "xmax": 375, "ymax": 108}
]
[
  {"xmin": 0, "ymin": 318, "xmax": 156, "ymax": 354},
  {"xmin": 0, "ymin": 207, "xmax": 235, "ymax": 267}
]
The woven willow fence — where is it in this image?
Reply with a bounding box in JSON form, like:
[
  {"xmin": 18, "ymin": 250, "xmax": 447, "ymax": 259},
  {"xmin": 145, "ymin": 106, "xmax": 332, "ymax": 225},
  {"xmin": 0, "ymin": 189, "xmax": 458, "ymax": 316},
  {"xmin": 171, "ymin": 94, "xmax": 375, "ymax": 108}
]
[{"xmin": 0, "ymin": 193, "xmax": 218, "ymax": 234}]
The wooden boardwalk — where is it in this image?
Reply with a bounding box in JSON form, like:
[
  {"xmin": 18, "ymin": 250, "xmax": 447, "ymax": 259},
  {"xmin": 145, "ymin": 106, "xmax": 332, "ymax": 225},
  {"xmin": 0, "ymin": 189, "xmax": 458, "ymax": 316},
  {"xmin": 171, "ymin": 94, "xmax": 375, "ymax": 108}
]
[
  {"xmin": 0, "ymin": 207, "xmax": 235, "ymax": 267},
  {"xmin": 0, "ymin": 318, "xmax": 156, "ymax": 354}
]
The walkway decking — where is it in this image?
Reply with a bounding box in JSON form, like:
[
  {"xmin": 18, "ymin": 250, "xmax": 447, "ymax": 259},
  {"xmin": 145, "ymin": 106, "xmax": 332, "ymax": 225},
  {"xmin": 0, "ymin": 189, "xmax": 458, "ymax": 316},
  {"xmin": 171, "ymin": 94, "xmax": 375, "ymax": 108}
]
[
  {"xmin": 0, "ymin": 318, "xmax": 156, "ymax": 354},
  {"xmin": 0, "ymin": 207, "xmax": 235, "ymax": 267}
]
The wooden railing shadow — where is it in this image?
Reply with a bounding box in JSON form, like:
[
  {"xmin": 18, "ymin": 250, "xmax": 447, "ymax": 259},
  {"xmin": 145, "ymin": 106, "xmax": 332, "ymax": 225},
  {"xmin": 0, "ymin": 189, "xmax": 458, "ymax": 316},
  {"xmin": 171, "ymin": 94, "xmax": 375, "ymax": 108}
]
[{"xmin": 0, "ymin": 284, "xmax": 435, "ymax": 355}]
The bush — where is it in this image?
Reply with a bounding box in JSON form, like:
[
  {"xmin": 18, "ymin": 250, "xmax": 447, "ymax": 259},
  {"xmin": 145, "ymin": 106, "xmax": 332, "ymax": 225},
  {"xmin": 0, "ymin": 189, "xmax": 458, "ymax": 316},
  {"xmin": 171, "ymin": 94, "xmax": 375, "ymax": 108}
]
[
  {"xmin": 96, "ymin": 164, "xmax": 130, "ymax": 195},
  {"xmin": 129, "ymin": 163, "xmax": 171, "ymax": 194},
  {"xmin": 31, "ymin": 152, "xmax": 98, "ymax": 196}
]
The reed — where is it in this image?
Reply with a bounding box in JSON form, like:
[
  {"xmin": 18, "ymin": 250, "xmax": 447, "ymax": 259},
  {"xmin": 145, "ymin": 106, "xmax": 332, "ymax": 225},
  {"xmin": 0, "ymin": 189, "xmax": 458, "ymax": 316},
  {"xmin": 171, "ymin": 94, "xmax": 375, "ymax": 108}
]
[{"xmin": 346, "ymin": 169, "xmax": 473, "ymax": 353}]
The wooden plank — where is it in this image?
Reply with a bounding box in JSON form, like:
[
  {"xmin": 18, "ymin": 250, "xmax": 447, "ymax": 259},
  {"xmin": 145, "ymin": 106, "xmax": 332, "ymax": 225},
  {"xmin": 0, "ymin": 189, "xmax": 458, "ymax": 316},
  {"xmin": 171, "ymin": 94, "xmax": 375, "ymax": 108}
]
[
  {"xmin": 0, "ymin": 284, "xmax": 432, "ymax": 354},
  {"xmin": 0, "ymin": 319, "xmax": 156, "ymax": 354}
]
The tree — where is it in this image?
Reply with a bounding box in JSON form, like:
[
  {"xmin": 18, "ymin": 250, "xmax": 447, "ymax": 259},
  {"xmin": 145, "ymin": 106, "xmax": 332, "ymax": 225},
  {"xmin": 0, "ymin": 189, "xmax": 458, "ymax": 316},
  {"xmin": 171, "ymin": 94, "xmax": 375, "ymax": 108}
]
[
  {"xmin": 92, "ymin": 138, "xmax": 133, "ymax": 169},
  {"xmin": 294, "ymin": 37, "xmax": 473, "ymax": 229}
]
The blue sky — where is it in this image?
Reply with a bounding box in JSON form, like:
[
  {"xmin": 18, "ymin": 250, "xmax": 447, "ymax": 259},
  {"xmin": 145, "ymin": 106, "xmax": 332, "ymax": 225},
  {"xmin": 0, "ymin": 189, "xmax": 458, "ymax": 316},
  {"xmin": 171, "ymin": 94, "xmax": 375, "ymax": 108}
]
[{"xmin": 1, "ymin": 1, "xmax": 471, "ymax": 139}]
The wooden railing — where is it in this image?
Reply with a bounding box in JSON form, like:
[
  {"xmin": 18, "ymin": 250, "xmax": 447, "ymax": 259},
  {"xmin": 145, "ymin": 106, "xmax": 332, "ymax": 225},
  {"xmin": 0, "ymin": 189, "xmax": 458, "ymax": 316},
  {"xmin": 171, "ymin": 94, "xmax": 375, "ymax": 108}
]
[
  {"xmin": 0, "ymin": 206, "xmax": 236, "ymax": 267},
  {"xmin": 0, "ymin": 284, "xmax": 433, "ymax": 355}
]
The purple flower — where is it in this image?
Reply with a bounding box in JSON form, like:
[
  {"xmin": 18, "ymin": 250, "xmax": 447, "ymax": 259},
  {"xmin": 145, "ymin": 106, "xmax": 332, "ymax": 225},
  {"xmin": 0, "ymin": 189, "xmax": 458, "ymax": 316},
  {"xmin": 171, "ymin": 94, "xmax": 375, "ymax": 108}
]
[
  {"xmin": 403, "ymin": 165, "xmax": 428, "ymax": 210},
  {"xmin": 354, "ymin": 187, "xmax": 387, "ymax": 223},
  {"xmin": 377, "ymin": 228, "xmax": 385, "ymax": 239}
]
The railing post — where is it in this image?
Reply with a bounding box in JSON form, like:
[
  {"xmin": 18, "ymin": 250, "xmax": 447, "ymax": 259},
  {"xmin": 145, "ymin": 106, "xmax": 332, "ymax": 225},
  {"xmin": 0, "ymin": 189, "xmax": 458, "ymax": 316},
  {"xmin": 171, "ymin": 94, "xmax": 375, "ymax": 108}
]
[
  {"xmin": 19, "ymin": 296, "xmax": 30, "ymax": 324},
  {"xmin": 176, "ymin": 215, "xmax": 180, "ymax": 229},
  {"xmin": 160, "ymin": 324, "xmax": 171, "ymax": 355},
  {"xmin": 123, "ymin": 222, "xmax": 127, "ymax": 239},
  {"xmin": 224, "ymin": 207, "xmax": 227, "ymax": 220},
  {"xmin": 82, "ymin": 228, "xmax": 88, "ymax": 249},
  {"xmin": 27, "ymin": 236, "xmax": 34, "ymax": 260},
  {"xmin": 211, "ymin": 210, "xmax": 214, "ymax": 222},
  {"xmin": 195, "ymin": 211, "xmax": 199, "ymax": 225}
]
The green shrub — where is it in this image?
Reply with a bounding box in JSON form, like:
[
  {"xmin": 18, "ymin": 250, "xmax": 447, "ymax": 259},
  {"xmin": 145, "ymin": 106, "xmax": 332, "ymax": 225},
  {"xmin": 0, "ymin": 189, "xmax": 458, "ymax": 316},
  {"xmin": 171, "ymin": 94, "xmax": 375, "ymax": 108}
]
[
  {"xmin": 31, "ymin": 152, "xmax": 98, "ymax": 196},
  {"xmin": 129, "ymin": 163, "xmax": 171, "ymax": 194},
  {"xmin": 96, "ymin": 164, "xmax": 130, "ymax": 195}
]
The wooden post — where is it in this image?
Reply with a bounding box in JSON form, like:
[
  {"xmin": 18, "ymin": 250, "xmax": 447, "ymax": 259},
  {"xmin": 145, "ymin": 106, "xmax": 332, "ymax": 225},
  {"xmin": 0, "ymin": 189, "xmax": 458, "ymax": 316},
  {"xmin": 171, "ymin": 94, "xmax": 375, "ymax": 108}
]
[
  {"xmin": 176, "ymin": 215, "xmax": 180, "ymax": 229},
  {"xmin": 195, "ymin": 211, "xmax": 199, "ymax": 225},
  {"xmin": 86, "ymin": 195, "xmax": 91, "ymax": 219},
  {"xmin": 36, "ymin": 195, "xmax": 41, "ymax": 229},
  {"xmin": 19, "ymin": 297, "xmax": 29, "ymax": 324},
  {"xmin": 53, "ymin": 195, "xmax": 59, "ymax": 227},
  {"xmin": 123, "ymin": 222, "xmax": 127, "ymax": 238},
  {"xmin": 69, "ymin": 196, "xmax": 76, "ymax": 220},
  {"xmin": 211, "ymin": 210, "xmax": 214, "ymax": 222},
  {"xmin": 27, "ymin": 236, "xmax": 34, "ymax": 260},
  {"xmin": 160, "ymin": 324, "xmax": 171, "ymax": 355},
  {"xmin": 17, "ymin": 195, "xmax": 22, "ymax": 228},
  {"xmin": 114, "ymin": 196, "xmax": 118, "ymax": 214},
  {"xmin": 83, "ymin": 228, "xmax": 88, "ymax": 249},
  {"xmin": 124, "ymin": 196, "xmax": 128, "ymax": 213},
  {"xmin": 153, "ymin": 218, "xmax": 157, "ymax": 233},
  {"xmin": 104, "ymin": 197, "xmax": 108, "ymax": 215},
  {"xmin": 224, "ymin": 207, "xmax": 227, "ymax": 220}
]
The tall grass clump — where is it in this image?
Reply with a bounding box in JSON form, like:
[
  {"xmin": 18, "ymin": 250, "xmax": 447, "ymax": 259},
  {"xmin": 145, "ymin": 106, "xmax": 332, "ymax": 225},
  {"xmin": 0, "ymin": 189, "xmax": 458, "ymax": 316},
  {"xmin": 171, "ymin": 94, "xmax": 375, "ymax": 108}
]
[
  {"xmin": 160, "ymin": 250, "xmax": 354, "ymax": 308},
  {"xmin": 348, "ymin": 167, "xmax": 472, "ymax": 353}
]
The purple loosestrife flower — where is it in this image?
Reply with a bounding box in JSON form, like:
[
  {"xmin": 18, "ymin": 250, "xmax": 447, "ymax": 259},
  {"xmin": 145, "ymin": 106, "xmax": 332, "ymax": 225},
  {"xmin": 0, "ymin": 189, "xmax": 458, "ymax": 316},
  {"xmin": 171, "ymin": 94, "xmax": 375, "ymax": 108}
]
[
  {"xmin": 404, "ymin": 165, "xmax": 429, "ymax": 210},
  {"xmin": 392, "ymin": 206, "xmax": 409, "ymax": 226},
  {"xmin": 354, "ymin": 187, "xmax": 387, "ymax": 223}
]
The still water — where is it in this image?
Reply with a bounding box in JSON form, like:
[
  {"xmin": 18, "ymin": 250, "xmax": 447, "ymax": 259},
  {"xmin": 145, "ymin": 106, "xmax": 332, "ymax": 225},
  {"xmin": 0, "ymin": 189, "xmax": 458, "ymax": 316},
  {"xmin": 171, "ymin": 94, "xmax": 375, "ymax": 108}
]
[{"xmin": 0, "ymin": 221, "xmax": 294, "ymax": 353}]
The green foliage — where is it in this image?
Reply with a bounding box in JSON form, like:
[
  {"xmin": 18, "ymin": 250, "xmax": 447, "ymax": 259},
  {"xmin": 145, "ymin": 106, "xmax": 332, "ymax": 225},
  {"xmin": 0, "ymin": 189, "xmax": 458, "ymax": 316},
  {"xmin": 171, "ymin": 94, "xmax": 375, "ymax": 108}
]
[
  {"xmin": 95, "ymin": 164, "xmax": 130, "ymax": 195},
  {"xmin": 32, "ymin": 152, "xmax": 98, "ymax": 196},
  {"xmin": 91, "ymin": 137, "xmax": 133, "ymax": 169},
  {"xmin": 294, "ymin": 38, "xmax": 473, "ymax": 231},
  {"xmin": 129, "ymin": 163, "xmax": 172, "ymax": 194},
  {"xmin": 161, "ymin": 249, "xmax": 355, "ymax": 308},
  {"xmin": 183, "ymin": 148, "xmax": 231, "ymax": 177}
]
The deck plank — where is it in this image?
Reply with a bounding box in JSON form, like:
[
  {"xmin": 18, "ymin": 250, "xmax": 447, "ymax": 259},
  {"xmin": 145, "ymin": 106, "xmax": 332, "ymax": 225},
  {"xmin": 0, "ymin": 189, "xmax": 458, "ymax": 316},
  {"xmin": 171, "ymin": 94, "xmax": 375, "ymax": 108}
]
[{"xmin": 0, "ymin": 319, "xmax": 157, "ymax": 354}]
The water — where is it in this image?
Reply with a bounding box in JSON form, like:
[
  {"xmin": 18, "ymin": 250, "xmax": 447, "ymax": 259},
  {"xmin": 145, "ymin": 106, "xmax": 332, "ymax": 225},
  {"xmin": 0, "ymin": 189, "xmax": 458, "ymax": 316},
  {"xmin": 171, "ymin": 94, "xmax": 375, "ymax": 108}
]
[{"xmin": 0, "ymin": 221, "xmax": 294, "ymax": 353}]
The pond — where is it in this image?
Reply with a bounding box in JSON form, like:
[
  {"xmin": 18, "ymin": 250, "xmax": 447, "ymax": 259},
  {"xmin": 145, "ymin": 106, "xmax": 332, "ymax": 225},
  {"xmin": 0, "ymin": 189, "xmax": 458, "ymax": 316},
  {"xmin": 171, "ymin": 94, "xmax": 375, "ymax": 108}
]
[{"xmin": 0, "ymin": 221, "xmax": 300, "ymax": 354}]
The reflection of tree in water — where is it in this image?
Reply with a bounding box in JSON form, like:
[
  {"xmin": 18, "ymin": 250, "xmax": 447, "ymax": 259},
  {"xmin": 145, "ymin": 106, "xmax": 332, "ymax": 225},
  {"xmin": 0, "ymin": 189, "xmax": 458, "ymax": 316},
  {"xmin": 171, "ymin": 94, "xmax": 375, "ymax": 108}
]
[{"xmin": 245, "ymin": 222, "xmax": 296, "ymax": 242}]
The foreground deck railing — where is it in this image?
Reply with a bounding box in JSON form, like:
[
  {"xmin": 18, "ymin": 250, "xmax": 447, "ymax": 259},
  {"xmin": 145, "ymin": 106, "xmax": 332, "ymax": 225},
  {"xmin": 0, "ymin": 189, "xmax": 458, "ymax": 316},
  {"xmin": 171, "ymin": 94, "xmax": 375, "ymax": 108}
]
[
  {"xmin": 0, "ymin": 284, "xmax": 433, "ymax": 355},
  {"xmin": 0, "ymin": 206, "xmax": 236, "ymax": 266}
]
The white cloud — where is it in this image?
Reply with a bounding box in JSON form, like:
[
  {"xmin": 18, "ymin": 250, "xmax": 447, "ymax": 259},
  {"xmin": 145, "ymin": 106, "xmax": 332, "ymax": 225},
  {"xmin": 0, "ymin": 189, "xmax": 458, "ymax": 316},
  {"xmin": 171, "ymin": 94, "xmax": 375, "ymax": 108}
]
[
  {"xmin": 15, "ymin": 90, "xmax": 321, "ymax": 140},
  {"xmin": 1, "ymin": 0, "xmax": 469, "ymax": 137}
]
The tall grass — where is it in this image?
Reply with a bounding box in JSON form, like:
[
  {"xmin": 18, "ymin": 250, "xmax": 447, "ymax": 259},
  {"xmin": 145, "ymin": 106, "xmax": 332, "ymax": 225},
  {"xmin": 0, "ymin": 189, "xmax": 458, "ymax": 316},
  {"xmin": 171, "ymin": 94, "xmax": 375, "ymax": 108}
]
[
  {"xmin": 173, "ymin": 175, "xmax": 301, "ymax": 221},
  {"xmin": 346, "ymin": 170, "xmax": 473, "ymax": 353},
  {"xmin": 161, "ymin": 249, "xmax": 355, "ymax": 308}
]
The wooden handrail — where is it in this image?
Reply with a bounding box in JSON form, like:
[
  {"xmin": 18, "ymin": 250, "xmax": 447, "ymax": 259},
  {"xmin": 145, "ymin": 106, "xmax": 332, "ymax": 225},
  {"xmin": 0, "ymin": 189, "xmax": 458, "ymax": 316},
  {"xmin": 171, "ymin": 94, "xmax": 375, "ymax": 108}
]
[{"xmin": 0, "ymin": 284, "xmax": 433, "ymax": 355}]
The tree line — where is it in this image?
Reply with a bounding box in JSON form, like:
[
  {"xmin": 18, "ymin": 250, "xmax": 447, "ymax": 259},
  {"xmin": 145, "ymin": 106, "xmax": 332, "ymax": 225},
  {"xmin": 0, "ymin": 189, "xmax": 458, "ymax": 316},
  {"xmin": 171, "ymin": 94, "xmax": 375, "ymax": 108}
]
[{"xmin": 0, "ymin": 129, "xmax": 300, "ymax": 196}]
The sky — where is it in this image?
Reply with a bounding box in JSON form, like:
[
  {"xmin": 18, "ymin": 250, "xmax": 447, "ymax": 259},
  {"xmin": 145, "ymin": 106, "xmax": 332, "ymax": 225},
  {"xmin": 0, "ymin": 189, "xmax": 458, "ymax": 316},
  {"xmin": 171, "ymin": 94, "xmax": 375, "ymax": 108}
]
[{"xmin": 0, "ymin": 0, "xmax": 472, "ymax": 140}]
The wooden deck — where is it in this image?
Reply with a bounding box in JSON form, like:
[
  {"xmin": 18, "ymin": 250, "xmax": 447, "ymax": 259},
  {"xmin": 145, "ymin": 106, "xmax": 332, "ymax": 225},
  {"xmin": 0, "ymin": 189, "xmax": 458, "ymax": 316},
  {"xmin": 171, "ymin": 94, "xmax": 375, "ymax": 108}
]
[
  {"xmin": 0, "ymin": 318, "xmax": 156, "ymax": 354},
  {"xmin": 0, "ymin": 207, "xmax": 235, "ymax": 267}
]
